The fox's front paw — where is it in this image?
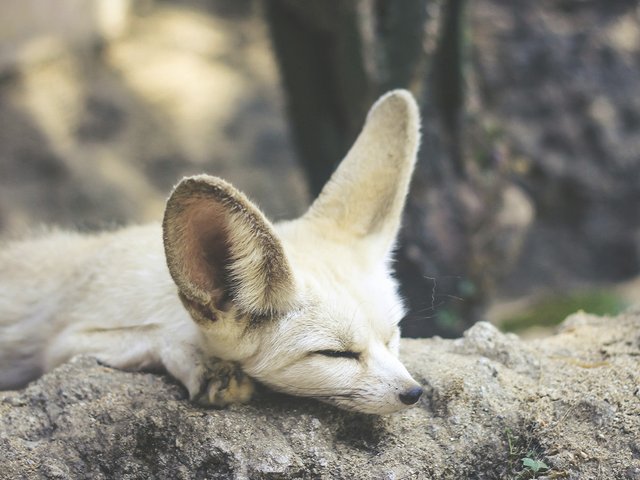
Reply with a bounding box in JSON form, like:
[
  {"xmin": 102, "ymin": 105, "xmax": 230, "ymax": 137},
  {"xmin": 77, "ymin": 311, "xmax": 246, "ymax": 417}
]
[{"xmin": 192, "ymin": 361, "xmax": 254, "ymax": 408}]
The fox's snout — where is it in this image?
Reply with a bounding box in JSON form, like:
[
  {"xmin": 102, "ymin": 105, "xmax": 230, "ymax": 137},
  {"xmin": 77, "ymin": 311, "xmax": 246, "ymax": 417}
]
[
  {"xmin": 399, "ymin": 385, "xmax": 423, "ymax": 405},
  {"xmin": 244, "ymin": 331, "xmax": 425, "ymax": 414}
]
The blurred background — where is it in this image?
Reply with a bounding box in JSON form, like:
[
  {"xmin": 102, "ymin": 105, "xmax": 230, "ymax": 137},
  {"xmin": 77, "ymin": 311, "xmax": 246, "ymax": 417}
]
[{"xmin": 1, "ymin": 0, "xmax": 638, "ymax": 338}]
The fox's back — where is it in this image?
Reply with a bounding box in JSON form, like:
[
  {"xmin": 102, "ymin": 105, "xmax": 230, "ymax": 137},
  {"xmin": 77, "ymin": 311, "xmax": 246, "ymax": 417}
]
[
  {"xmin": 0, "ymin": 223, "xmax": 188, "ymax": 390},
  {"xmin": 0, "ymin": 229, "xmax": 120, "ymax": 388}
]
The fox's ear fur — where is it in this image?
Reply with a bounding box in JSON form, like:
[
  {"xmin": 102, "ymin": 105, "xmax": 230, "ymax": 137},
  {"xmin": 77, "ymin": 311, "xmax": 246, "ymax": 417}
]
[
  {"xmin": 304, "ymin": 89, "xmax": 421, "ymax": 259},
  {"xmin": 163, "ymin": 175, "xmax": 296, "ymax": 320}
]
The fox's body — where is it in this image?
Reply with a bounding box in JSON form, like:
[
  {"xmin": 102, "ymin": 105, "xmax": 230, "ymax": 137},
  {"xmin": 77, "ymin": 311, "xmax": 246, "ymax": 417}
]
[
  {"xmin": 0, "ymin": 91, "xmax": 423, "ymax": 414},
  {"xmin": 0, "ymin": 226, "xmax": 189, "ymax": 388}
]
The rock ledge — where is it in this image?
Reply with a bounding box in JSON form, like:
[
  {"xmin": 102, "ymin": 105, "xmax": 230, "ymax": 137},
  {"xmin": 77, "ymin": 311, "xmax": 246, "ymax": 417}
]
[{"xmin": 1, "ymin": 311, "xmax": 639, "ymax": 479}]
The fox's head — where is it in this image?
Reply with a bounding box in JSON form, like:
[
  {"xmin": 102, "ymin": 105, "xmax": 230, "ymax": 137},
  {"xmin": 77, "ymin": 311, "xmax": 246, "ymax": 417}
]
[{"xmin": 163, "ymin": 90, "xmax": 422, "ymax": 414}]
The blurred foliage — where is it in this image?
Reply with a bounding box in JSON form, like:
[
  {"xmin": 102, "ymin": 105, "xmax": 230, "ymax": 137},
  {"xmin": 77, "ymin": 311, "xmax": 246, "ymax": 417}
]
[{"xmin": 500, "ymin": 290, "xmax": 628, "ymax": 333}]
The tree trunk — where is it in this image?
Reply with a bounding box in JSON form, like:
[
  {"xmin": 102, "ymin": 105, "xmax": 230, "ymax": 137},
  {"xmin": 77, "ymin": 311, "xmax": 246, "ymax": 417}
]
[{"xmin": 265, "ymin": 0, "xmax": 533, "ymax": 337}]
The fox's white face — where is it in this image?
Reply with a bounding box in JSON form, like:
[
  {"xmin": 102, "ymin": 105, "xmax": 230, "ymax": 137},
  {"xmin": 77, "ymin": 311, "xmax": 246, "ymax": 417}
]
[
  {"xmin": 163, "ymin": 90, "xmax": 423, "ymax": 414},
  {"xmin": 240, "ymin": 233, "xmax": 423, "ymax": 414}
]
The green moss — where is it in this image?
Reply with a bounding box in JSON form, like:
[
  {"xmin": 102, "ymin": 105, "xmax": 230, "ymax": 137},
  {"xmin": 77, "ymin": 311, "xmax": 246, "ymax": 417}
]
[{"xmin": 500, "ymin": 290, "xmax": 628, "ymax": 333}]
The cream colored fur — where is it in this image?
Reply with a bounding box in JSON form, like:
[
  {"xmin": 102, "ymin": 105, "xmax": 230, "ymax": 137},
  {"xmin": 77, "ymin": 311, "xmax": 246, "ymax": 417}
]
[{"xmin": 0, "ymin": 90, "xmax": 422, "ymax": 414}]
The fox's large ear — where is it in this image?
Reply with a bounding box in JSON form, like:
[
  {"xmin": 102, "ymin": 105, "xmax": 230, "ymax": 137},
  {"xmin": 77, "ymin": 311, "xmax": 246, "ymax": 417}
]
[
  {"xmin": 303, "ymin": 90, "xmax": 421, "ymax": 259},
  {"xmin": 163, "ymin": 175, "xmax": 296, "ymax": 321}
]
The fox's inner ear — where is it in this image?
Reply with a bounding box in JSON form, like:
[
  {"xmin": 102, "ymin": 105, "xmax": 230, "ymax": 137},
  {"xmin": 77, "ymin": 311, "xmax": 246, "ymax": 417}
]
[
  {"xmin": 303, "ymin": 90, "xmax": 421, "ymax": 259},
  {"xmin": 163, "ymin": 175, "xmax": 296, "ymax": 320}
]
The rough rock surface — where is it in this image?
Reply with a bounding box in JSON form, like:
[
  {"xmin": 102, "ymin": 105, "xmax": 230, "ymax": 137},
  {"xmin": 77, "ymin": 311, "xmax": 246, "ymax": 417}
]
[{"xmin": 2, "ymin": 311, "xmax": 639, "ymax": 479}]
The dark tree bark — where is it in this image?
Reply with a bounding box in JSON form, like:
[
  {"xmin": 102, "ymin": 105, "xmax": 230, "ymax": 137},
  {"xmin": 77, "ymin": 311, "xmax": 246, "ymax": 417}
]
[
  {"xmin": 264, "ymin": 0, "xmax": 428, "ymax": 195},
  {"xmin": 265, "ymin": 0, "xmax": 533, "ymax": 337}
]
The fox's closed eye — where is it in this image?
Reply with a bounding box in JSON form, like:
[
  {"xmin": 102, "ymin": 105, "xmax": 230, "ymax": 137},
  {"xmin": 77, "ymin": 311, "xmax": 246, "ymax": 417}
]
[{"xmin": 315, "ymin": 350, "xmax": 361, "ymax": 360}]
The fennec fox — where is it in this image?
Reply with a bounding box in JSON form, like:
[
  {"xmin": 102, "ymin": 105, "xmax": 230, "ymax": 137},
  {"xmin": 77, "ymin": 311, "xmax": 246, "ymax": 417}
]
[{"xmin": 0, "ymin": 90, "xmax": 423, "ymax": 414}]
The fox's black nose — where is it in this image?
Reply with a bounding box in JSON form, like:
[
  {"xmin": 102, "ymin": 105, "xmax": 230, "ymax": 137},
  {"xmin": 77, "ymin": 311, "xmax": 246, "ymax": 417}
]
[{"xmin": 399, "ymin": 386, "xmax": 423, "ymax": 405}]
